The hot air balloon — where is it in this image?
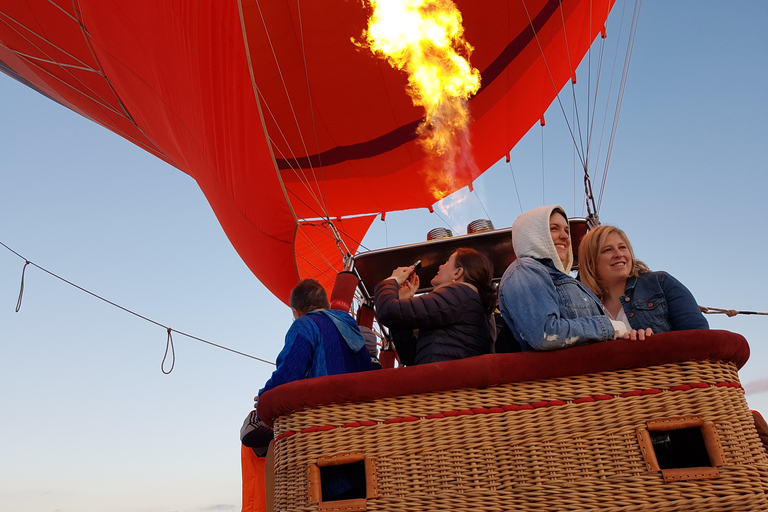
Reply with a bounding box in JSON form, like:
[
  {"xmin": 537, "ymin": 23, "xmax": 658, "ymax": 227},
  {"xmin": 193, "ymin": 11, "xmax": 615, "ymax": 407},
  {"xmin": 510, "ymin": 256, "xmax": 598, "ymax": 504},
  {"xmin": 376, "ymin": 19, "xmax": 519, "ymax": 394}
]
[
  {"xmin": 4, "ymin": 2, "xmax": 767, "ymax": 511},
  {"xmin": 0, "ymin": 0, "xmax": 614, "ymax": 304}
]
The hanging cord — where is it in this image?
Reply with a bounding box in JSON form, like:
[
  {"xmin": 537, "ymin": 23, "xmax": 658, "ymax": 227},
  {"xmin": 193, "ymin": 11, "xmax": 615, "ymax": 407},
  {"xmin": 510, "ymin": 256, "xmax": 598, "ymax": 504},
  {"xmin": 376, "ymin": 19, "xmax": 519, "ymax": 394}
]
[
  {"xmin": 432, "ymin": 209, "xmax": 456, "ymax": 232},
  {"xmin": 587, "ymin": 0, "xmax": 627, "ymax": 190},
  {"xmin": 556, "ymin": 0, "xmax": 587, "ymax": 161},
  {"xmin": 583, "ymin": 0, "xmax": 640, "ymax": 226},
  {"xmin": 700, "ymin": 306, "xmax": 768, "ymax": 318},
  {"xmin": 162, "ymin": 328, "xmax": 175, "ymax": 374},
  {"xmin": 597, "ymin": 0, "xmax": 642, "ymax": 212},
  {"xmin": 541, "ymin": 123, "xmax": 546, "ymax": 205},
  {"xmin": 505, "ymin": 157, "xmax": 525, "ymax": 215},
  {"xmin": 251, "ymin": 0, "xmax": 336, "ymax": 224},
  {"xmin": 472, "ymin": 188, "xmax": 493, "ymax": 226},
  {"xmin": 15, "ymin": 260, "xmax": 30, "ymax": 312},
  {"xmin": 521, "ymin": 0, "xmax": 586, "ymax": 170},
  {"xmin": 1, "ymin": 241, "xmax": 275, "ymax": 369}
]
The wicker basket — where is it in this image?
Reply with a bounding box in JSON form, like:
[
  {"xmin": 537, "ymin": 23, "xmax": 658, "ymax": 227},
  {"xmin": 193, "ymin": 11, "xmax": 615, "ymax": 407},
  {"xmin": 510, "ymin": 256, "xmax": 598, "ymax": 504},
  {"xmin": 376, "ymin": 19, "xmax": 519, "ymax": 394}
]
[{"xmin": 260, "ymin": 331, "xmax": 768, "ymax": 511}]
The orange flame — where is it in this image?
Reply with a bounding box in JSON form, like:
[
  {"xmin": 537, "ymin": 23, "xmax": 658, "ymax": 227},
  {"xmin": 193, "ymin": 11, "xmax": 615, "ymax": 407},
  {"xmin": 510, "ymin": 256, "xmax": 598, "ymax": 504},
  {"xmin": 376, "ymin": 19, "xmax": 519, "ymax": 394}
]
[{"xmin": 359, "ymin": 0, "xmax": 481, "ymax": 200}]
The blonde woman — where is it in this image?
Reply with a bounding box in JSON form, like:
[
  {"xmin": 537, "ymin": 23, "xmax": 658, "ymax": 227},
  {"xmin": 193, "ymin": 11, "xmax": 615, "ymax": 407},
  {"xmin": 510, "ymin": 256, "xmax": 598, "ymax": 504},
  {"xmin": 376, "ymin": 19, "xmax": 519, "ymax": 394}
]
[{"xmin": 578, "ymin": 225, "xmax": 708, "ymax": 334}]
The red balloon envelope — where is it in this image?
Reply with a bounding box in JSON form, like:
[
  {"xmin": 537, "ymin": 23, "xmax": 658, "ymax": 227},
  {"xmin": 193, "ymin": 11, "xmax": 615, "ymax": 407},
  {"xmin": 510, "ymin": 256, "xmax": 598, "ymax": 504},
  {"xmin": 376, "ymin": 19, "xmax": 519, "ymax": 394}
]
[{"xmin": 0, "ymin": 0, "xmax": 614, "ymax": 304}]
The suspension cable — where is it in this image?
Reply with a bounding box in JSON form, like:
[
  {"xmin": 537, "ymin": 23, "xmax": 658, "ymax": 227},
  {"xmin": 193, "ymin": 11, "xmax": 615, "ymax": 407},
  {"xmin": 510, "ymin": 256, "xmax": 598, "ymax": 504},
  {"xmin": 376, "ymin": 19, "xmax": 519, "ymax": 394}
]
[
  {"xmin": 597, "ymin": 0, "xmax": 642, "ymax": 212},
  {"xmin": 252, "ymin": 0, "xmax": 330, "ymax": 220},
  {"xmin": 1, "ymin": 241, "xmax": 275, "ymax": 367},
  {"xmin": 506, "ymin": 156, "xmax": 525, "ymax": 215},
  {"xmin": 700, "ymin": 306, "xmax": 768, "ymax": 317},
  {"xmin": 252, "ymin": 0, "xmax": 354, "ymax": 269},
  {"xmin": 521, "ymin": 0, "xmax": 587, "ymax": 170}
]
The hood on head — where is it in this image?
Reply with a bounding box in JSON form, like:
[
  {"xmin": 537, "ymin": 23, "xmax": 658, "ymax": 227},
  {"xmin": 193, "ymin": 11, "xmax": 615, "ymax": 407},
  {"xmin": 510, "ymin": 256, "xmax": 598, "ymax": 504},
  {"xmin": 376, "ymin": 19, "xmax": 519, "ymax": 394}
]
[{"xmin": 511, "ymin": 205, "xmax": 573, "ymax": 274}]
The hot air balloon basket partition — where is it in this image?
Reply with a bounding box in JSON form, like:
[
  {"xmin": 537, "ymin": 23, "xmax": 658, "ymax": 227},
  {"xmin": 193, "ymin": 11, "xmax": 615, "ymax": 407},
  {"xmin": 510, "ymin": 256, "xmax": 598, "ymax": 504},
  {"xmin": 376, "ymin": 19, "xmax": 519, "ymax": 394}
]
[{"xmin": 259, "ymin": 331, "xmax": 768, "ymax": 511}]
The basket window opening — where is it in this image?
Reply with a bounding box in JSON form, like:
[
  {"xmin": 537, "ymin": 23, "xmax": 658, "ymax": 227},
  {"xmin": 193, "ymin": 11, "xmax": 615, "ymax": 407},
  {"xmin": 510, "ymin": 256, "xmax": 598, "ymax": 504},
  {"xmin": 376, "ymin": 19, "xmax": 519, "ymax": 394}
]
[
  {"xmin": 320, "ymin": 460, "xmax": 367, "ymax": 502},
  {"xmin": 650, "ymin": 427, "xmax": 712, "ymax": 469}
]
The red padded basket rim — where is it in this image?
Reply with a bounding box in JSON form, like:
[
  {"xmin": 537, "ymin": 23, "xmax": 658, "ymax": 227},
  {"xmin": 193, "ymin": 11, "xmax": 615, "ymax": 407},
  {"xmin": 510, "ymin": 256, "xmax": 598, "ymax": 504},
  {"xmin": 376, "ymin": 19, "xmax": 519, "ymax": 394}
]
[{"xmin": 258, "ymin": 330, "xmax": 749, "ymax": 426}]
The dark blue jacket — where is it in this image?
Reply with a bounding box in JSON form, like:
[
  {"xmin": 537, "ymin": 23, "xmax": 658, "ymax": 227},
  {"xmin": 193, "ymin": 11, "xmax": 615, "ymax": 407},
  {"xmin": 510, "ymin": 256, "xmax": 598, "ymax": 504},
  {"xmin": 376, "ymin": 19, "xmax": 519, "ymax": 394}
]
[
  {"xmin": 621, "ymin": 272, "xmax": 709, "ymax": 332},
  {"xmin": 374, "ymin": 279, "xmax": 491, "ymax": 365},
  {"xmin": 259, "ymin": 309, "xmax": 371, "ymax": 397}
]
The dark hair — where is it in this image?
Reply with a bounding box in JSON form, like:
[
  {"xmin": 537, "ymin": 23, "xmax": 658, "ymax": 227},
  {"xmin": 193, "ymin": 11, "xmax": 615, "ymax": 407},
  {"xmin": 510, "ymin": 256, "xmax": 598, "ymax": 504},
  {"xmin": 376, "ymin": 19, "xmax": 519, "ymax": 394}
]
[
  {"xmin": 290, "ymin": 278, "xmax": 330, "ymax": 315},
  {"xmin": 453, "ymin": 248, "xmax": 496, "ymax": 313}
]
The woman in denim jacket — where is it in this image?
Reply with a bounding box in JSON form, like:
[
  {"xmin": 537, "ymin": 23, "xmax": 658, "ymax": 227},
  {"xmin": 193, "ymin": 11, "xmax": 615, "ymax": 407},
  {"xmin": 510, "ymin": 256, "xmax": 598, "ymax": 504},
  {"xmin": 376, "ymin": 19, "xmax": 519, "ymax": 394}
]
[
  {"xmin": 577, "ymin": 225, "xmax": 708, "ymax": 333},
  {"xmin": 498, "ymin": 205, "xmax": 646, "ymax": 351}
]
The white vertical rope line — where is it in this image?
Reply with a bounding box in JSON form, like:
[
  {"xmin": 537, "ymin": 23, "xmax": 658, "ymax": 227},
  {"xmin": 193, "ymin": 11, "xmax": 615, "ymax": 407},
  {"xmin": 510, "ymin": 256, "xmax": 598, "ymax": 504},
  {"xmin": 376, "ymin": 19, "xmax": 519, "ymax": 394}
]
[
  {"xmin": 295, "ymin": 225, "xmax": 339, "ymax": 272},
  {"xmin": 253, "ymin": 88, "xmax": 336, "ymax": 219},
  {"xmin": 263, "ymin": 116, "xmax": 336, "ymax": 218},
  {"xmin": 585, "ymin": 0, "xmax": 610, "ymax": 171},
  {"xmin": 587, "ymin": 0, "xmax": 630, "ymax": 203},
  {"xmin": 295, "ymin": 0, "xmax": 333, "ymax": 226},
  {"xmin": 520, "ymin": 0, "xmax": 587, "ymax": 169},
  {"xmin": 250, "ymin": 17, "xmax": 326, "ymax": 216},
  {"xmin": 585, "ymin": 33, "xmax": 608, "ymax": 172},
  {"xmin": 252, "ymin": 0, "xmax": 354, "ymax": 264},
  {"xmin": 252, "ymin": 0, "xmax": 333, "ymax": 220},
  {"xmin": 556, "ymin": 0, "xmax": 587, "ymax": 161},
  {"xmin": 573, "ymin": 99, "xmax": 578, "ymax": 216},
  {"xmin": 585, "ymin": 0, "xmax": 593, "ymax": 173},
  {"xmin": 541, "ymin": 123, "xmax": 546, "ymax": 205},
  {"xmin": 0, "ymin": 15, "xmax": 126, "ymax": 118},
  {"xmin": 473, "ymin": 188, "xmax": 493, "ymax": 225},
  {"xmin": 598, "ymin": 0, "xmax": 642, "ymax": 213},
  {"xmin": 239, "ymin": 0, "xmax": 356, "ymax": 290},
  {"xmin": 506, "ymin": 159, "xmax": 525, "ymax": 215}
]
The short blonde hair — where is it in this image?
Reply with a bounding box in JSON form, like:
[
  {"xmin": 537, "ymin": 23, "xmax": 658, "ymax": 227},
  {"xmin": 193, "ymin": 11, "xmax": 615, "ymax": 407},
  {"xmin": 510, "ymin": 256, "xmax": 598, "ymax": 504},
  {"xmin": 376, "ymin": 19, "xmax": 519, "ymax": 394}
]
[{"xmin": 577, "ymin": 225, "xmax": 649, "ymax": 299}]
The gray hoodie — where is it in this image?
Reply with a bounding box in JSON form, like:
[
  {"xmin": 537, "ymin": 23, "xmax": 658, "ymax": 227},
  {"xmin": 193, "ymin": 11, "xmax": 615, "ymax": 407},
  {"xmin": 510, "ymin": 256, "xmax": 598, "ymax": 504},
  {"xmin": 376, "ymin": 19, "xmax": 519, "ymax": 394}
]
[{"xmin": 511, "ymin": 205, "xmax": 573, "ymax": 272}]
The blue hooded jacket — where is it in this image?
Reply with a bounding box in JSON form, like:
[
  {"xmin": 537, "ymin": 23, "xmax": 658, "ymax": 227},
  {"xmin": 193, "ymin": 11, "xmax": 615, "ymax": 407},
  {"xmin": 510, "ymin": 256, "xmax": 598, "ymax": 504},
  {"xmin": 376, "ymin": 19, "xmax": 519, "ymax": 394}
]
[{"xmin": 258, "ymin": 309, "xmax": 370, "ymax": 397}]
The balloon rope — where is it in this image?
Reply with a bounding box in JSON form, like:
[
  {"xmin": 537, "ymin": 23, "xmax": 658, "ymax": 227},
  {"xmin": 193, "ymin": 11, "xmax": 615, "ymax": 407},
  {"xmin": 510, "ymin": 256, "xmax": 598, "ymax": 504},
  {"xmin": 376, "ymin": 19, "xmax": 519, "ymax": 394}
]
[
  {"xmin": 0, "ymin": 241, "xmax": 275, "ymax": 367},
  {"xmin": 598, "ymin": 0, "xmax": 643, "ymax": 213},
  {"xmin": 521, "ymin": 0, "xmax": 585, "ymax": 169},
  {"xmin": 505, "ymin": 157, "xmax": 525, "ymax": 215},
  {"xmin": 556, "ymin": 0, "xmax": 586, "ymax": 160},
  {"xmin": 15, "ymin": 260, "xmax": 30, "ymax": 312},
  {"xmin": 162, "ymin": 328, "xmax": 176, "ymax": 374},
  {"xmin": 700, "ymin": 306, "xmax": 768, "ymax": 317},
  {"xmin": 250, "ymin": 0, "xmax": 331, "ymax": 220}
]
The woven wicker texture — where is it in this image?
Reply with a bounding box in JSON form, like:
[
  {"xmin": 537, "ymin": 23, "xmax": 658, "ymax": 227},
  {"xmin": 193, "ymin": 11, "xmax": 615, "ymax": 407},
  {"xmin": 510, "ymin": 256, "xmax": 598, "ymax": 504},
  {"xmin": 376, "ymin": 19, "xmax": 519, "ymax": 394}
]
[{"xmin": 271, "ymin": 361, "xmax": 768, "ymax": 511}]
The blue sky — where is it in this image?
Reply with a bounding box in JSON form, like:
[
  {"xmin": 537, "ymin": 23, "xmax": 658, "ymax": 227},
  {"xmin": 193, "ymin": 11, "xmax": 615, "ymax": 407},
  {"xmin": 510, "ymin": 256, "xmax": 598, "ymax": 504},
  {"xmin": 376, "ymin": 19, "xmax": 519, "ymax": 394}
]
[{"xmin": 1, "ymin": 2, "xmax": 767, "ymax": 511}]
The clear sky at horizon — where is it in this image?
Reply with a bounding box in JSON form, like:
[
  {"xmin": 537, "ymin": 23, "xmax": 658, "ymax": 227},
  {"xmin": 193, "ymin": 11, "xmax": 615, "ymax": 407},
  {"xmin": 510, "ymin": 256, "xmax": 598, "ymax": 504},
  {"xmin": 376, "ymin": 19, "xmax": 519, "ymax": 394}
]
[{"xmin": 2, "ymin": 1, "xmax": 767, "ymax": 511}]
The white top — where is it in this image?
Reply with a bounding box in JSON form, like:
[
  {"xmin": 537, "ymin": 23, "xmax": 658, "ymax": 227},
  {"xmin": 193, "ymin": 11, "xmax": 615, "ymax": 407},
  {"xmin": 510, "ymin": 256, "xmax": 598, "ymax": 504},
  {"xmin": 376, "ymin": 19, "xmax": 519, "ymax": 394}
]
[{"xmin": 606, "ymin": 306, "xmax": 632, "ymax": 332}]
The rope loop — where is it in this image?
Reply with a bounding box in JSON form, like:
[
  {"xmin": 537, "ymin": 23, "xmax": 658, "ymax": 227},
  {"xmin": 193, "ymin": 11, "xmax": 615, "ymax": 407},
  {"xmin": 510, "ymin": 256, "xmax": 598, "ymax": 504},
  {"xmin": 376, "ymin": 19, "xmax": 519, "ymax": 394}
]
[
  {"xmin": 699, "ymin": 305, "xmax": 766, "ymax": 317},
  {"xmin": 162, "ymin": 327, "xmax": 176, "ymax": 374},
  {"xmin": 16, "ymin": 260, "xmax": 31, "ymax": 313}
]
